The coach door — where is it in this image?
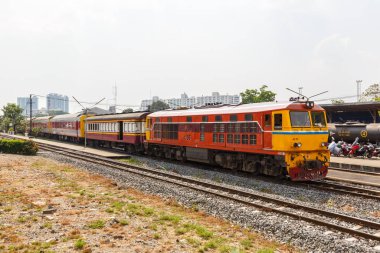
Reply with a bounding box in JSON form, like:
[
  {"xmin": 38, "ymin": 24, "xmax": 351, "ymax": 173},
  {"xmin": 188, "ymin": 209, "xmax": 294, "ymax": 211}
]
[
  {"xmin": 263, "ymin": 113, "xmax": 272, "ymax": 149},
  {"xmin": 118, "ymin": 121, "xmax": 123, "ymax": 140}
]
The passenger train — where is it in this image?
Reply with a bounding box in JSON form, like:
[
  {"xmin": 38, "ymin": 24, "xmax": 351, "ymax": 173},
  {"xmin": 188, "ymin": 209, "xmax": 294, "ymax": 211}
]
[{"xmin": 32, "ymin": 100, "xmax": 330, "ymax": 181}]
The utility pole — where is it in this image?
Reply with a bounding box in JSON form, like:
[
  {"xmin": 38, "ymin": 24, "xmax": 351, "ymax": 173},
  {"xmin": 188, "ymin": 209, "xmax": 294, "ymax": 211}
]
[
  {"xmin": 73, "ymin": 97, "xmax": 105, "ymax": 148},
  {"xmin": 356, "ymin": 80, "xmax": 362, "ymax": 102},
  {"xmin": 29, "ymin": 94, "xmax": 33, "ymax": 136}
]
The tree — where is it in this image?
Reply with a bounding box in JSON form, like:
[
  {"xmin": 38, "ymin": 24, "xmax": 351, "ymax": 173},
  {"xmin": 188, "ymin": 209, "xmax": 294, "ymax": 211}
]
[
  {"xmin": 331, "ymin": 99, "xmax": 344, "ymax": 104},
  {"xmin": 122, "ymin": 108, "xmax": 134, "ymax": 113},
  {"xmin": 361, "ymin": 84, "xmax": 380, "ymax": 102},
  {"xmin": 1, "ymin": 103, "xmax": 24, "ymax": 133},
  {"xmin": 149, "ymin": 101, "xmax": 170, "ymax": 112},
  {"xmin": 240, "ymin": 85, "xmax": 276, "ymax": 104}
]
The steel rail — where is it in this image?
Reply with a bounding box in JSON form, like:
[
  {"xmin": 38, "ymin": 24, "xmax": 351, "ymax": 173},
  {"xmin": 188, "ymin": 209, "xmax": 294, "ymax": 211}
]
[{"xmin": 37, "ymin": 143, "xmax": 380, "ymax": 242}]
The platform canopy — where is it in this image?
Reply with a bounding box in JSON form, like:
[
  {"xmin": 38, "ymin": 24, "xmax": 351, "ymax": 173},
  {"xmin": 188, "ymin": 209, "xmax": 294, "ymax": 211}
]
[{"xmin": 321, "ymin": 102, "xmax": 380, "ymax": 123}]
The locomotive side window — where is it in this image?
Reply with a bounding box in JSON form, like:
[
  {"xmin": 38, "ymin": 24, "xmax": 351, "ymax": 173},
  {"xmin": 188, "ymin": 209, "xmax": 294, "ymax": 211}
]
[
  {"xmin": 290, "ymin": 111, "xmax": 311, "ymax": 127},
  {"xmin": 311, "ymin": 112, "xmax": 326, "ymax": 127},
  {"xmin": 264, "ymin": 114, "xmax": 271, "ymax": 127},
  {"xmin": 250, "ymin": 135, "xmax": 257, "ymax": 144},
  {"xmin": 242, "ymin": 134, "xmax": 248, "ymax": 144},
  {"xmin": 245, "ymin": 114, "xmax": 253, "ymax": 121},
  {"xmin": 230, "ymin": 115, "xmax": 237, "ymax": 122},
  {"xmin": 274, "ymin": 114, "xmax": 283, "ymax": 130},
  {"xmin": 202, "ymin": 116, "xmax": 208, "ymax": 122},
  {"xmin": 227, "ymin": 134, "xmax": 233, "ymax": 143},
  {"xmin": 234, "ymin": 134, "xmax": 240, "ymax": 144},
  {"xmin": 200, "ymin": 124, "xmax": 205, "ymax": 141},
  {"xmin": 186, "ymin": 116, "xmax": 192, "ymax": 122},
  {"xmin": 215, "ymin": 115, "xmax": 222, "ymax": 122},
  {"xmin": 168, "ymin": 117, "xmax": 172, "ymax": 123}
]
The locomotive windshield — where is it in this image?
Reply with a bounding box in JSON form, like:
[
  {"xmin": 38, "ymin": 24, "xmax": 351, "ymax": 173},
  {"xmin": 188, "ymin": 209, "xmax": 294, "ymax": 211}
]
[
  {"xmin": 290, "ymin": 111, "xmax": 311, "ymax": 127},
  {"xmin": 311, "ymin": 112, "xmax": 326, "ymax": 127}
]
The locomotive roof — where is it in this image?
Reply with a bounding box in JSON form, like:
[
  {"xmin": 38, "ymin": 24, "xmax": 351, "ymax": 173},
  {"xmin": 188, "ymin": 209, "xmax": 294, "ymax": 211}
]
[
  {"xmin": 86, "ymin": 112, "xmax": 150, "ymax": 121},
  {"xmin": 149, "ymin": 101, "xmax": 324, "ymax": 117}
]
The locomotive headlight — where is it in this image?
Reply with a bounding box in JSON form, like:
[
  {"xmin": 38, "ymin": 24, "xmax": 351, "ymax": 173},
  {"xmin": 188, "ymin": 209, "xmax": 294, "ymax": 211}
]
[
  {"xmin": 321, "ymin": 142, "xmax": 328, "ymax": 147},
  {"xmin": 293, "ymin": 142, "xmax": 302, "ymax": 148}
]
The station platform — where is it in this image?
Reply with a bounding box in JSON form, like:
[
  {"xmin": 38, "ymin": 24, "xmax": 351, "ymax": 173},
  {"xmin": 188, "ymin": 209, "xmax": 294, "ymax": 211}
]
[
  {"xmin": 327, "ymin": 169, "xmax": 380, "ymax": 187},
  {"xmin": 0, "ymin": 133, "xmax": 130, "ymax": 159},
  {"xmin": 330, "ymin": 156, "xmax": 380, "ymax": 174}
]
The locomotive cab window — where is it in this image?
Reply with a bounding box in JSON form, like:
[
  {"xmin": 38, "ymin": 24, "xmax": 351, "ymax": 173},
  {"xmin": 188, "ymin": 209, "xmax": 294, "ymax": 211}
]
[
  {"xmin": 311, "ymin": 112, "xmax": 326, "ymax": 127},
  {"xmin": 290, "ymin": 111, "xmax": 311, "ymax": 127},
  {"xmin": 274, "ymin": 114, "xmax": 283, "ymax": 130},
  {"xmin": 264, "ymin": 114, "xmax": 271, "ymax": 127}
]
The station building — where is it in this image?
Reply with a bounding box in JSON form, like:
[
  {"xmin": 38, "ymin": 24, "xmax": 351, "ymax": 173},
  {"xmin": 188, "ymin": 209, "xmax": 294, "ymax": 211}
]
[{"xmin": 321, "ymin": 102, "xmax": 380, "ymax": 123}]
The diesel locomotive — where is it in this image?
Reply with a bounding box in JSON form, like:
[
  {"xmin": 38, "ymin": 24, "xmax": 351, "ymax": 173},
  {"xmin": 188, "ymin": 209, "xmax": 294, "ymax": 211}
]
[{"xmin": 32, "ymin": 100, "xmax": 330, "ymax": 181}]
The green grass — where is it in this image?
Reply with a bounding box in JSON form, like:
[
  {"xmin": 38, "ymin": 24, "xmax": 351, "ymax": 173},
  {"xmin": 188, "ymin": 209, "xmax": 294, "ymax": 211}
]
[
  {"xmin": 153, "ymin": 233, "xmax": 161, "ymax": 239},
  {"xmin": 122, "ymin": 158, "xmax": 142, "ymax": 166},
  {"xmin": 159, "ymin": 213, "xmax": 182, "ymax": 224},
  {"xmin": 195, "ymin": 226, "xmax": 213, "ymax": 239},
  {"xmin": 256, "ymin": 248, "xmax": 275, "ymax": 253},
  {"xmin": 88, "ymin": 219, "xmax": 105, "ymax": 229},
  {"xmin": 240, "ymin": 239, "xmax": 252, "ymax": 249},
  {"xmin": 112, "ymin": 201, "xmax": 126, "ymax": 211},
  {"xmin": 74, "ymin": 239, "xmax": 86, "ymax": 249},
  {"xmin": 126, "ymin": 203, "xmax": 155, "ymax": 216},
  {"xmin": 120, "ymin": 219, "xmax": 129, "ymax": 226}
]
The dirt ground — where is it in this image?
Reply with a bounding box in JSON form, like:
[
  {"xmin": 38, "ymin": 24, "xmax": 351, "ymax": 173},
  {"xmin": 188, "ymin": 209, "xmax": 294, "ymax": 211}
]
[{"xmin": 0, "ymin": 154, "xmax": 297, "ymax": 253}]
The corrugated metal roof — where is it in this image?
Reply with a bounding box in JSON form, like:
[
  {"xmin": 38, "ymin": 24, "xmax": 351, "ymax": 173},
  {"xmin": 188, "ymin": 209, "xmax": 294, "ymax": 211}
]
[
  {"xmin": 149, "ymin": 102, "xmax": 323, "ymax": 117},
  {"xmin": 86, "ymin": 112, "xmax": 150, "ymax": 121},
  {"xmin": 33, "ymin": 116, "xmax": 52, "ymax": 123},
  {"xmin": 50, "ymin": 113, "xmax": 82, "ymax": 122}
]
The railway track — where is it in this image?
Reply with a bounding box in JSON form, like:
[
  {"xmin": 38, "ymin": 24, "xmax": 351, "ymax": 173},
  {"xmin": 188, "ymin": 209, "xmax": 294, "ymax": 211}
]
[{"xmin": 37, "ymin": 142, "xmax": 380, "ymax": 242}]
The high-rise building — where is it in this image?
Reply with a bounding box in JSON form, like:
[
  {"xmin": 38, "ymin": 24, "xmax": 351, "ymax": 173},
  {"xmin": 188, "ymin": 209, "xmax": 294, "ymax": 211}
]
[
  {"xmin": 17, "ymin": 96, "xmax": 39, "ymax": 116},
  {"xmin": 140, "ymin": 92, "xmax": 240, "ymax": 111},
  {"xmin": 47, "ymin": 93, "xmax": 69, "ymax": 113}
]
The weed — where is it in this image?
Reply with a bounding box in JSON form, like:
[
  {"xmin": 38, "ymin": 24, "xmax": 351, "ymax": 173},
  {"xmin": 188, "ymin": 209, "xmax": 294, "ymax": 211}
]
[
  {"xmin": 112, "ymin": 201, "xmax": 126, "ymax": 211},
  {"xmin": 105, "ymin": 208, "xmax": 114, "ymax": 213},
  {"xmin": 124, "ymin": 158, "xmax": 142, "ymax": 166},
  {"xmin": 16, "ymin": 216, "xmax": 27, "ymax": 223},
  {"xmin": 149, "ymin": 223, "xmax": 158, "ymax": 231},
  {"xmin": 186, "ymin": 237, "xmax": 201, "ymax": 247},
  {"xmin": 259, "ymin": 188, "xmax": 273, "ymax": 194},
  {"xmin": 240, "ymin": 238, "xmax": 252, "ymax": 249},
  {"xmin": 120, "ymin": 219, "xmax": 129, "ymax": 226},
  {"xmin": 126, "ymin": 203, "xmax": 155, "ymax": 216},
  {"xmin": 88, "ymin": 220, "xmax": 105, "ymax": 229},
  {"xmin": 74, "ymin": 239, "xmax": 86, "ymax": 249},
  {"xmin": 159, "ymin": 213, "xmax": 181, "ymax": 224},
  {"xmin": 43, "ymin": 222, "xmax": 53, "ymax": 229},
  {"xmin": 153, "ymin": 233, "xmax": 161, "ymax": 239},
  {"xmin": 195, "ymin": 226, "xmax": 213, "ymax": 239},
  {"xmin": 4, "ymin": 207, "xmax": 12, "ymax": 212},
  {"xmin": 175, "ymin": 227, "xmax": 189, "ymax": 235},
  {"xmin": 257, "ymin": 248, "xmax": 275, "ymax": 253},
  {"xmin": 326, "ymin": 199, "xmax": 334, "ymax": 208}
]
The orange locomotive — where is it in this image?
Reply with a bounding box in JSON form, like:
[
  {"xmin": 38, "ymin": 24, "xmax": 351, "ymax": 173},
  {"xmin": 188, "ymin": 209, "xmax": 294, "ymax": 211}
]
[{"xmin": 145, "ymin": 101, "xmax": 330, "ymax": 181}]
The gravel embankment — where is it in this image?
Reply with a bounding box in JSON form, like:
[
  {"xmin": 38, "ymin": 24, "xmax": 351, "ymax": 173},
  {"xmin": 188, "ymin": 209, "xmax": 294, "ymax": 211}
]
[{"xmin": 41, "ymin": 152, "xmax": 380, "ymax": 253}]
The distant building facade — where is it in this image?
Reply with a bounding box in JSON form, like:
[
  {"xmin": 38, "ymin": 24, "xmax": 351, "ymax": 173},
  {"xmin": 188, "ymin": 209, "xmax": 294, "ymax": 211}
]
[
  {"xmin": 47, "ymin": 93, "xmax": 69, "ymax": 113},
  {"xmin": 17, "ymin": 96, "xmax": 39, "ymax": 116},
  {"xmin": 140, "ymin": 92, "xmax": 240, "ymax": 111}
]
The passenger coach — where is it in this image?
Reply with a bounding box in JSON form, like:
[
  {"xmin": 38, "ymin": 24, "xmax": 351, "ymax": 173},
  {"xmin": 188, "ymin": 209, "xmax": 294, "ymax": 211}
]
[
  {"xmin": 86, "ymin": 112, "xmax": 150, "ymax": 152},
  {"xmin": 145, "ymin": 101, "xmax": 330, "ymax": 181}
]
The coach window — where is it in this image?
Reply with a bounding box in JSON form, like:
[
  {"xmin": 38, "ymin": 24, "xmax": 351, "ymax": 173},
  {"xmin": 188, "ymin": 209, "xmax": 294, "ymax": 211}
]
[
  {"xmin": 274, "ymin": 114, "xmax": 283, "ymax": 130},
  {"xmin": 264, "ymin": 114, "xmax": 271, "ymax": 127},
  {"xmin": 186, "ymin": 116, "xmax": 192, "ymax": 122}
]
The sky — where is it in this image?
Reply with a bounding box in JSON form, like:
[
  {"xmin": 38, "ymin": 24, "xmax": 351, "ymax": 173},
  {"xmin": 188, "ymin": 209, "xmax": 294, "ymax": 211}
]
[{"xmin": 1, "ymin": 0, "xmax": 379, "ymax": 113}]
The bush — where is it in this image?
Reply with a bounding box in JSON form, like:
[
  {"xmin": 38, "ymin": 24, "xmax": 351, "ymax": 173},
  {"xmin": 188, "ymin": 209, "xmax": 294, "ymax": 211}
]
[{"xmin": 0, "ymin": 139, "xmax": 38, "ymax": 155}]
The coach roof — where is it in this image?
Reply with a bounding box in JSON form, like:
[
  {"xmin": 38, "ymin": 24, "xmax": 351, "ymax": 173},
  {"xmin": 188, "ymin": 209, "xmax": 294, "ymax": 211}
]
[
  {"xmin": 149, "ymin": 102, "xmax": 324, "ymax": 117},
  {"xmin": 86, "ymin": 112, "xmax": 150, "ymax": 121}
]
